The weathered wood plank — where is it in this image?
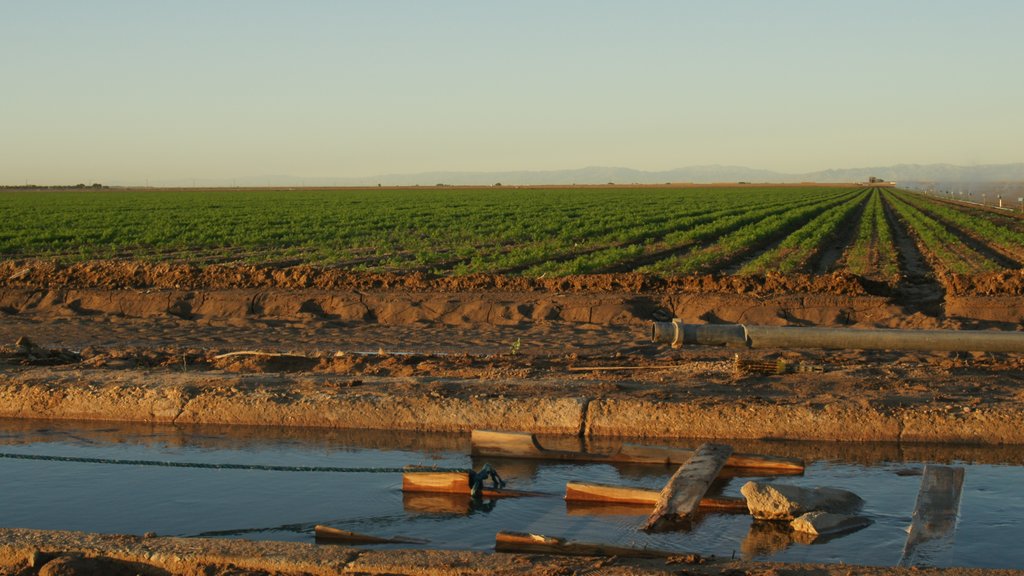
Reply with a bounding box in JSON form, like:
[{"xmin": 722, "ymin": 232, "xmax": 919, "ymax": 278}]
[
  {"xmin": 471, "ymin": 429, "xmax": 802, "ymax": 473},
  {"xmin": 314, "ymin": 525, "xmax": 427, "ymax": 545},
  {"xmin": 401, "ymin": 471, "xmax": 546, "ymax": 498},
  {"xmin": 402, "ymin": 471, "xmax": 470, "ymax": 494},
  {"xmin": 495, "ymin": 531, "xmax": 679, "ymax": 559},
  {"xmin": 643, "ymin": 443, "xmax": 733, "ymax": 532},
  {"xmin": 899, "ymin": 464, "xmax": 965, "ymax": 566},
  {"xmin": 564, "ymin": 481, "xmax": 747, "ymax": 512}
]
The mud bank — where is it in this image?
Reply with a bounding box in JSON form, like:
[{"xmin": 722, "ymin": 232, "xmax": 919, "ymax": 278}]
[
  {"xmin": 5, "ymin": 285, "xmax": 1024, "ymax": 332},
  {"xmin": 2, "ymin": 367, "xmax": 1024, "ymax": 444},
  {"xmin": 0, "ymin": 287, "xmax": 902, "ymax": 328},
  {"xmin": 1, "ymin": 528, "xmax": 1019, "ymax": 576}
]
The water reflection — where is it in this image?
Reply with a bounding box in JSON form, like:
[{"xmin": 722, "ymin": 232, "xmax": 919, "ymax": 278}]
[
  {"xmin": 0, "ymin": 418, "xmax": 468, "ymax": 454},
  {"xmin": 6, "ymin": 418, "xmax": 1024, "ymax": 467},
  {"xmin": 402, "ymin": 492, "xmax": 498, "ymax": 515}
]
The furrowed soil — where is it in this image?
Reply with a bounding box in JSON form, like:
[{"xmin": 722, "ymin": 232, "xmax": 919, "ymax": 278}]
[{"xmin": 4, "ymin": 260, "xmax": 1024, "ymax": 574}]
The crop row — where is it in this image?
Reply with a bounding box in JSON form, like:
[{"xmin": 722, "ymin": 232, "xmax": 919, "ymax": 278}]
[
  {"xmin": 881, "ymin": 191, "xmax": 1001, "ymax": 275},
  {"xmin": 643, "ymin": 189, "xmax": 866, "ymax": 275},
  {"xmin": 841, "ymin": 189, "xmax": 899, "ymax": 279},
  {"xmin": 889, "ymin": 190, "xmax": 1024, "ymax": 265},
  {"xmin": 737, "ymin": 190, "xmax": 869, "ymax": 274},
  {"xmin": 520, "ymin": 188, "xmax": 860, "ymax": 275}
]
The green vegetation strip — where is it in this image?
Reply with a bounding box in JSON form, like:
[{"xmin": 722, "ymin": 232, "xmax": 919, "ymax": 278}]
[
  {"xmin": 645, "ymin": 188, "xmax": 865, "ymax": 274},
  {"xmin": 521, "ymin": 188, "xmax": 855, "ymax": 275},
  {"xmin": 883, "ymin": 190, "xmax": 1000, "ymax": 275},
  {"xmin": 892, "ymin": 190, "xmax": 1024, "ymax": 263},
  {"xmin": 738, "ymin": 189, "xmax": 870, "ymax": 274},
  {"xmin": 0, "ymin": 186, "xmax": 861, "ymax": 275},
  {"xmin": 842, "ymin": 189, "xmax": 900, "ymax": 278}
]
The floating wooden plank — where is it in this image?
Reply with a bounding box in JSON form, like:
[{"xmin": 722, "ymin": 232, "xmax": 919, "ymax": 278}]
[
  {"xmin": 403, "ymin": 470, "xmax": 470, "ymax": 494},
  {"xmin": 899, "ymin": 464, "xmax": 965, "ymax": 566},
  {"xmin": 401, "ymin": 471, "xmax": 545, "ymax": 498},
  {"xmin": 495, "ymin": 531, "xmax": 678, "ymax": 559},
  {"xmin": 643, "ymin": 443, "xmax": 733, "ymax": 532},
  {"xmin": 565, "ymin": 481, "xmax": 747, "ymax": 512},
  {"xmin": 471, "ymin": 430, "xmax": 802, "ymax": 473},
  {"xmin": 314, "ymin": 524, "xmax": 428, "ymax": 545}
]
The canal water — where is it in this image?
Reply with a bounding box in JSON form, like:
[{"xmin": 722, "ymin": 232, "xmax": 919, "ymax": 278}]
[{"xmin": 0, "ymin": 419, "xmax": 1022, "ymax": 569}]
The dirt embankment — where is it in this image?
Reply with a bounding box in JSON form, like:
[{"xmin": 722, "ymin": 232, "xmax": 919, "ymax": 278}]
[
  {"xmin": 4, "ymin": 349, "xmax": 1024, "ymax": 444},
  {"xmin": 1, "ymin": 527, "xmax": 1019, "ymax": 576},
  {"xmin": 8, "ymin": 260, "xmax": 1024, "ymax": 296},
  {"xmin": 1, "ymin": 259, "xmax": 1024, "ymax": 443},
  {"xmin": 0, "ymin": 260, "xmax": 879, "ymax": 293},
  {"xmin": 5, "ymin": 260, "xmax": 1024, "ymax": 327}
]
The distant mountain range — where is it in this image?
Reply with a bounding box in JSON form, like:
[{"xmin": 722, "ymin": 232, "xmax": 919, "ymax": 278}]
[{"xmin": 133, "ymin": 162, "xmax": 1024, "ymax": 188}]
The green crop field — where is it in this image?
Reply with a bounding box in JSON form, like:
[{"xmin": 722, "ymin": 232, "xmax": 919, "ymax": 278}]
[{"xmin": 2, "ymin": 185, "xmax": 1022, "ymax": 278}]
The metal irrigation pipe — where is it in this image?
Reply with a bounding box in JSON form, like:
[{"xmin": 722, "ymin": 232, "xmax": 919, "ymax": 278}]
[{"xmin": 652, "ymin": 320, "xmax": 1024, "ymax": 353}]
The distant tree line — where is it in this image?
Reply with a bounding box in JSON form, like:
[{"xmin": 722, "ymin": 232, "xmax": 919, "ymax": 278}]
[{"xmin": 1, "ymin": 183, "xmax": 106, "ymax": 190}]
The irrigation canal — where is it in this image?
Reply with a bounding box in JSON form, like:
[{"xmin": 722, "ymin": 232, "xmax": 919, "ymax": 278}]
[{"xmin": 0, "ymin": 419, "xmax": 1021, "ymax": 569}]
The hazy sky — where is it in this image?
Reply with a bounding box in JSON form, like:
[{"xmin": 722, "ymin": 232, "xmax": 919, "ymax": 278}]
[{"xmin": 3, "ymin": 1, "xmax": 1022, "ymax": 184}]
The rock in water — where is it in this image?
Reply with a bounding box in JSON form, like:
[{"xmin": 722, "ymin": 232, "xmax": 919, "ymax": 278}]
[
  {"xmin": 741, "ymin": 481, "xmax": 864, "ymax": 520},
  {"xmin": 790, "ymin": 511, "xmax": 872, "ymax": 536}
]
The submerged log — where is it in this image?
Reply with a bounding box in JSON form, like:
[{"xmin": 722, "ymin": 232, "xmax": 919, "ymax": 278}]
[
  {"xmin": 495, "ymin": 531, "xmax": 679, "ymax": 559},
  {"xmin": 643, "ymin": 443, "xmax": 733, "ymax": 532},
  {"xmin": 564, "ymin": 481, "xmax": 747, "ymax": 512},
  {"xmin": 471, "ymin": 430, "xmax": 802, "ymax": 473},
  {"xmin": 314, "ymin": 524, "xmax": 427, "ymax": 545}
]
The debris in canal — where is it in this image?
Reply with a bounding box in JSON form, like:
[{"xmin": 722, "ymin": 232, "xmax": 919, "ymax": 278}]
[
  {"xmin": 643, "ymin": 443, "xmax": 733, "ymax": 532},
  {"xmin": 495, "ymin": 530, "xmax": 682, "ymax": 559},
  {"xmin": 313, "ymin": 525, "xmax": 428, "ymax": 545},
  {"xmin": 790, "ymin": 511, "xmax": 872, "ymax": 537},
  {"xmin": 471, "ymin": 429, "xmax": 805, "ymax": 473},
  {"xmin": 564, "ymin": 481, "xmax": 748, "ymax": 512},
  {"xmin": 402, "ymin": 466, "xmax": 547, "ymax": 499},
  {"xmin": 740, "ymin": 481, "xmax": 865, "ymax": 520},
  {"xmin": 900, "ymin": 464, "xmax": 966, "ymax": 567}
]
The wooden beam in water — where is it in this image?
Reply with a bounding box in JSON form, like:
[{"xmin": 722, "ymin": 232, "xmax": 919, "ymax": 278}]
[
  {"xmin": 495, "ymin": 531, "xmax": 679, "ymax": 559},
  {"xmin": 401, "ymin": 470, "xmax": 546, "ymax": 498},
  {"xmin": 643, "ymin": 443, "xmax": 733, "ymax": 532},
  {"xmin": 565, "ymin": 481, "xmax": 747, "ymax": 512},
  {"xmin": 899, "ymin": 464, "xmax": 965, "ymax": 566},
  {"xmin": 314, "ymin": 525, "xmax": 428, "ymax": 545},
  {"xmin": 470, "ymin": 429, "xmax": 803, "ymax": 473},
  {"xmin": 402, "ymin": 470, "xmax": 470, "ymax": 494}
]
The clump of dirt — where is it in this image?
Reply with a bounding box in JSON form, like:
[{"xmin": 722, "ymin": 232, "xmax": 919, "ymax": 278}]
[{"xmin": 945, "ymin": 270, "xmax": 1024, "ymax": 296}]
